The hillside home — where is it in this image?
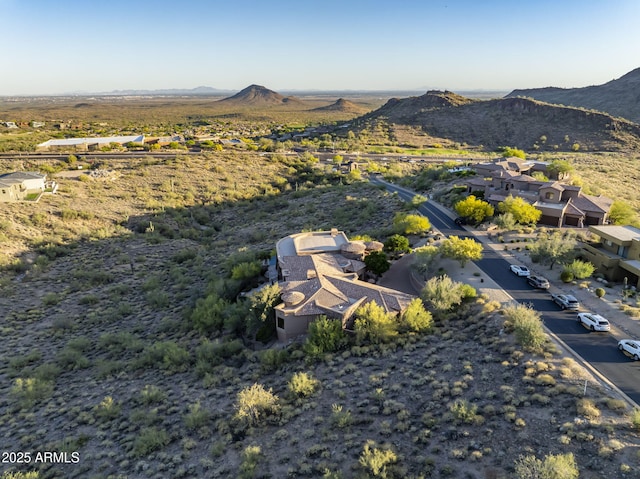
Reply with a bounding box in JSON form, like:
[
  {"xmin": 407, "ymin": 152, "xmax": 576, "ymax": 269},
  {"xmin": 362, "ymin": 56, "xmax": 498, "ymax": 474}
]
[
  {"xmin": 581, "ymin": 225, "xmax": 640, "ymax": 289},
  {"xmin": 465, "ymin": 173, "xmax": 612, "ymax": 227},
  {"xmin": 274, "ymin": 230, "xmax": 414, "ymax": 341},
  {"xmin": 0, "ymin": 171, "xmax": 46, "ymax": 202}
]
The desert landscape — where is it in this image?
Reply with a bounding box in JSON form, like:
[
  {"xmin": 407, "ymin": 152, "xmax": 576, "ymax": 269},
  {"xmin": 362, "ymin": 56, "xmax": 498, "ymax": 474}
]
[{"xmin": 1, "ymin": 68, "xmax": 640, "ymax": 479}]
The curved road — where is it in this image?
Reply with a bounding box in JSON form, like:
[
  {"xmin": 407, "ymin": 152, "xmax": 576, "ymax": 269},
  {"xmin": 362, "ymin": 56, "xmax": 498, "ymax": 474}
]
[{"xmin": 374, "ymin": 177, "xmax": 640, "ymax": 405}]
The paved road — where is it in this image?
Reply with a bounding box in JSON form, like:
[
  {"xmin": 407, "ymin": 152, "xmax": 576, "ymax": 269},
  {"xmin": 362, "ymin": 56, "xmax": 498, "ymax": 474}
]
[{"xmin": 373, "ymin": 177, "xmax": 640, "ymax": 404}]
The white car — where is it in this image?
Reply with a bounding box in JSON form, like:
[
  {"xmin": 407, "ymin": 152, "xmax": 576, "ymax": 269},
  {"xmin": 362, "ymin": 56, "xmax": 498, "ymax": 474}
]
[
  {"xmin": 618, "ymin": 339, "xmax": 640, "ymax": 360},
  {"xmin": 510, "ymin": 265, "xmax": 530, "ymax": 277},
  {"xmin": 577, "ymin": 312, "xmax": 610, "ymax": 332}
]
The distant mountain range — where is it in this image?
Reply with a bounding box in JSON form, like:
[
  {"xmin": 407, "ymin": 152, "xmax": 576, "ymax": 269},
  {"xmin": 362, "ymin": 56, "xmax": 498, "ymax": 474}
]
[
  {"xmin": 355, "ymin": 90, "xmax": 640, "ymax": 152},
  {"xmin": 506, "ymin": 68, "xmax": 640, "ymax": 123},
  {"xmin": 99, "ymin": 86, "xmax": 232, "ymax": 96}
]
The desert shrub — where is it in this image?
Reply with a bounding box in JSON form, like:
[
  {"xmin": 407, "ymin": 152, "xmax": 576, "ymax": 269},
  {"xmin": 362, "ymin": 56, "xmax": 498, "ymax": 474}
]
[
  {"xmin": 195, "ymin": 339, "xmax": 244, "ymax": 375},
  {"xmin": 1, "ymin": 472, "xmax": 40, "ymax": 479},
  {"xmin": 191, "ymin": 292, "xmax": 230, "ymax": 334},
  {"xmin": 331, "ymin": 403, "xmax": 353, "ymax": 429},
  {"xmin": 139, "ymin": 385, "xmax": 166, "ymax": 405},
  {"xmin": 184, "ymin": 401, "xmax": 211, "ymax": 431},
  {"xmin": 449, "ymin": 399, "xmax": 478, "ymax": 424},
  {"xmin": 514, "ymin": 452, "xmax": 578, "ymax": 479},
  {"xmin": 420, "ymin": 275, "xmax": 474, "ymax": 314},
  {"xmin": 595, "ymin": 288, "xmax": 605, "ymax": 298},
  {"xmin": 288, "ymin": 372, "xmax": 320, "ymax": 398},
  {"xmin": 234, "ymin": 383, "xmax": 280, "ymax": 427},
  {"xmin": 303, "ymin": 316, "xmax": 349, "ymax": 359},
  {"xmin": 94, "ymin": 396, "xmax": 121, "ymax": 421},
  {"xmin": 354, "ymin": 301, "xmax": 399, "ymax": 345},
  {"xmin": 358, "ymin": 440, "xmax": 398, "ymax": 478},
  {"xmin": 631, "ymin": 409, "xmax": 640, "ymax": 430},
  {"xmin": 239, "ymin": 445, "xmax": 263, "ymax": 479},
  {"xmin": 503, "ymin": 303, "xmax": 546, "ymax": 353},
  {"xmin": 399, "ymin": 298, "xmax": 433, "ymax": 333},
  {"xmin": 11, "ymin": 377, "xmax": 54, "ymax": 409},
  {"xmin": 230, "ymin": 260, "xmax": 262, "ymax": 281},
  {"xmin": 139, "ymin": 341, "xmax": 190, "ymax": 373},
  {"xmin": 260, "ymin": 348, "xmax": 289, "ymax": 371},
  {"xmin": 563, "ymin": 259, "xmax": 595, "ymax": 280},
  {"xmin": 560, "ymin": 270, "xmax": 574, "ymax": 283},
  {"xmin": 576, "ymin": 398, "xmax": 600, "ymax": 419},
  {"xmin": 132, "ymin": 427, "xmax": 170, "ymax": 457}
]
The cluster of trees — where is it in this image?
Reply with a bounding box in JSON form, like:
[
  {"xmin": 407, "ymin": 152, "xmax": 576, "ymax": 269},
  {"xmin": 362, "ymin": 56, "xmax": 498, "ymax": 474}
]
[{"xmin": 454, "ymin": 194, "xmax": 541, "ymax": 227}]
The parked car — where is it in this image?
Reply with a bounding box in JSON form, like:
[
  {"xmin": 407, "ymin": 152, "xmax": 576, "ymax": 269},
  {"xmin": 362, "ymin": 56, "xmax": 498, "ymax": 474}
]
[
  {"xmin": 618, "ymin": 339, "xmax": 640, "ymax": 360},
  {"xmin": 527, "ymin": 275, "xmax": 550, "ymax": 289},
  {"xmin": 551, "ymin": 293, "xmax": 580, "ymax": 310},
  {"xmin": 509, "ymin": 265, "xmax": 530, "ymax": 277},
  {"xmin": 577, "ymin": 312, "xmax": 610, "ymax": 332}
]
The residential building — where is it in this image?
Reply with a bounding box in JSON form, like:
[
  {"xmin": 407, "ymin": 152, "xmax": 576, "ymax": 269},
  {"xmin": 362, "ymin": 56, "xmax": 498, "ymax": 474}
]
[
  {"xmin": 0, "ymin": 171, "xmax": 46, "ymax": 202},
  {"xmin": 465, "ymin": 172, "xmax": 612, "ymax": 227},
  {"xmin": 581, "ymin": 225, "xmax": 640, "ymax": 289},
  {"xmin": 274, "ymin": 230, "xmax": 414, "ymax": 341}
]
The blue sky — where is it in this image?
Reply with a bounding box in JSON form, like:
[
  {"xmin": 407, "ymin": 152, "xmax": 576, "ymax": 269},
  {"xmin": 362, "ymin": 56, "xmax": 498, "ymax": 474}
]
[{"xmin": 1, "ymin": 0, "xmax": 638, "ymax": 95}]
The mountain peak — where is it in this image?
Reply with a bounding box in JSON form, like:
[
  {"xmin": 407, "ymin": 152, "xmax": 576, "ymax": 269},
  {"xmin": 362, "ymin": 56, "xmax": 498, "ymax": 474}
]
[{"xmin": 220, "ymin": 84, "xmax": 287, "ymax": 104}]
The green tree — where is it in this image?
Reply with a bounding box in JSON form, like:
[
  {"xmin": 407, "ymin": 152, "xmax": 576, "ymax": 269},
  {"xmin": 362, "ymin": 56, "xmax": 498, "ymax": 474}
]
[
  {"xmin": 529, "ymin": 230, "xmax": 577, "ymax": 269},
  {"xmin": 547, "ymin": 159, "xmax": 574, "ymax": 179},
  {"xmin": 303, "ymin": 316, "xmax": 348, "ymax": 359},
  {"xmin": 392, "ymin": 212, "xmax": 430, "ymax": 235},
  {"xmin": 494, "ymin": 212, "xmax": 517, "ymax": 230},
  {"xmin": 439, "ymin": 235, "xmax": 483, "ymax": 267},
  {"xmin": 501, "ymin": 146, "xmax": 526, "ymax": 159},
  {"xmin": 400, "ymin": 298, "xmax": 433, "ymax": 333},
  {"xmin": 246, "ymin": 284, "xmax": 281, "ymax": 341},
  {"xmin": 364, "ymin": 251, "xmax": 390, "ymax": 276},
  {"xmin": 410, "ymin": 194, "xmax": 428, "ymax": 208},
  {"xmin": 384, "ymin": 234, "xmax": 410, "ymax": 254},
  {"xmin": 354, "ymin": 301, "xmax": 398, "ymax": 345},
  {"xmin": 608, "ymin": 200, "xmax": 639, "ymax": 226},
  {"xmin": 503, "ymin": 303, "xmax": 546, "ymax": 353},
  {"xmin": 562, "ymin": 259, "xmax": 595, "ymax": 280},
  {"xmin": 420, "ymin": 275, "xmax": 475, "ymax": 313},
  {"xmin": 454, "ymin": 195, "xmax": 494, "ymax": 224},
  {"xmin": 498, "ymin": 196, "xmax": 541, "ymax": 225},
  {"xmin": 411, "ymin": 245, "xmax": 440, "ymax": 278}
]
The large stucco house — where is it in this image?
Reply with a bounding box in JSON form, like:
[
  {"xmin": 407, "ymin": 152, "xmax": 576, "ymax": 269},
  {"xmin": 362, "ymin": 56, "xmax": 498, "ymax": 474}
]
[
  {"xmin": 274, "ymin": 230, "xmax": 415, "ymax": 342},
  {"xmin": 581, "ymin": 225, "xmax": 640, "ymax": 289},
  {"xmin": 0, "ymin": 171, "xmax": 47, "ymax": 202},
  {"xmin": 465, "ymin": 170, "xmax": 612, "ymax": 227}
]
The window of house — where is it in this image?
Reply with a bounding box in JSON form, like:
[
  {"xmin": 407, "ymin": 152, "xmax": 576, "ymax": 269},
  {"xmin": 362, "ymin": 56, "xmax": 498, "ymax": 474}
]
[
  {"xmin": 545, "ymin": 192, "xmax": 554, "ymax": 200},
  {"xmin": 605, "ymin": 239, "xmax": 613, "ymax": 247},
  {"xmin": 277, "ymin": 316, "xmax": 284, "ymax": 329}
]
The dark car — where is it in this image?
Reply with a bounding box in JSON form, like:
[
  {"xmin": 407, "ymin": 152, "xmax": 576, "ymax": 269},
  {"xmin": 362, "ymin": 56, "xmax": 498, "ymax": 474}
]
[
  {"xmin": 454, "ymin": 217, "xmax": 467, "ymax": 226},
  {"xmin": 527, "ymin": 275, "xmax": 550, "ymax": 289}
]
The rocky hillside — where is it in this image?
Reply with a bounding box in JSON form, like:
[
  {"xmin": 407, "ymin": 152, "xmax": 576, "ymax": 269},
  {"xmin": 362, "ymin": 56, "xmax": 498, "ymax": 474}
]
[
  {"xmin": 219, "ymin": 84, "xmax": 304, "ymax": 106},
  {"xmin": 312, "ymin": 98, "xmax": 369, "ymax": 114},
  {"xmin": 355, "ymin": 90, "xmax": 640, "ymax": 152},
  {"xmin": 506, "ymin": 67, "xmax": 640, "ymax": 123}
]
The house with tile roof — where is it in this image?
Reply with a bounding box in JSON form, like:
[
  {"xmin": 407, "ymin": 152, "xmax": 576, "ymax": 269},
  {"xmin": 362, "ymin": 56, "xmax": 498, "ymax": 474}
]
[
  {"xmin": 274, "ymin": 230, "xmax": 414, "ymax": 341},
  {"xmin": 464, "ymin": 173, "xmax": 612, "ymax": 227}
]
